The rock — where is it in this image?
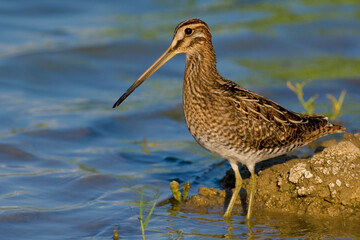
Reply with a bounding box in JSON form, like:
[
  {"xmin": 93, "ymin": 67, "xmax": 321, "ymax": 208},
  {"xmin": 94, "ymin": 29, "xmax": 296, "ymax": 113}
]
[
  {"xmin": 184, "ymin": 133, "xmax": 360, "ymax": 218},
  {"xmin": 288, "ymin": 163, "xmax": 313, "ymax": 183}
]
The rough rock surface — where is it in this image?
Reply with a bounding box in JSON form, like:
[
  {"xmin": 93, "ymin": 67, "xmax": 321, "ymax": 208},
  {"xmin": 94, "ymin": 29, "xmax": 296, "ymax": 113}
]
[{"xmin": 184, "ymin": 133, "xmax": 360, "ymax": 218}]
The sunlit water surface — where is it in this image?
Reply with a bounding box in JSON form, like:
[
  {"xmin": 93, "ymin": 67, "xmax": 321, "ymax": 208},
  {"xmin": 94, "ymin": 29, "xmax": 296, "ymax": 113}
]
[{"xmin": 0, "ymin": 1, "xmax": 359, "ymax": 239}]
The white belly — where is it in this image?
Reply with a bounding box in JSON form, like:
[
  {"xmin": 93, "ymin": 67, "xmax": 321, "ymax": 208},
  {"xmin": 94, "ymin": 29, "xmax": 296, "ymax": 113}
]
[{"xmin": 194, "ymin": 133, "xmax": 299, "ymax": 173}]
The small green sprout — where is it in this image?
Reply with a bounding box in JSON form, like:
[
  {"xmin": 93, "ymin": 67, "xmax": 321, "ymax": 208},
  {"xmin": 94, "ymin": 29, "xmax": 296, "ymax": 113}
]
[
  {"xmin": 327, "ymin": 89, "xmax": 346, "ymax": 121},
  {"xmin": 287, "ymin": 81, "xmax": 318, "ymax": 114},
  {"xmin": 169, "ymin": 180, "xmax": 191, "ymax": 202},
  {"xmin": 113, "ymin": 229, "xmax": 119, "ymax": 240},
  {"xmin": 169, "ymin": 180, "xmax": 181, "ymax": 202},
  {"xmin": 287, "ymin": 80, "xmax": 346, "ymax": 121},
  {"xmin": 182, "ymin": 182, "xmax": 191, "ymax": 202}
]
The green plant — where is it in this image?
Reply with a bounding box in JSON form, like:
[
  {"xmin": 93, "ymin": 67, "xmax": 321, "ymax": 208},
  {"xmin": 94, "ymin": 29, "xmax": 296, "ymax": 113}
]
[
  {"xmin": 182, "ymin": 182, "xmax": 191, "ymax": 202},
  {"xmin": 327, "ymin": 89, "xmax": 346, "ymax": 121},
  {"xmin": 169, "ymin": 180, "xmax": 181, "ymax": 202},
  {"xmin": 113, "ymin": 229, "xmax": 119, "ymax": 240},
  {"xmin": 139, "ymin": 193, "xmax": 157, "ymax": 240},
  {"xmin": 169, "ymin": 180, "xmax": 190, "ymax": 202},
  {"xmin": 287, "ymin": 81, "xmax": 346, "ymax": 121},
  {"xmin": 287, "ymin": 81, "xmax": 318, "ymax": 114}
]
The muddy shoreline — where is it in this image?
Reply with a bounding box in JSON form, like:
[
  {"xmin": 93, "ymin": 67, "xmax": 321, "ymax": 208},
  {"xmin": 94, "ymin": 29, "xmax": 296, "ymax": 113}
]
[{"xmin": 183, "ymin": 133, "xmax": 360, "ymax": 218}]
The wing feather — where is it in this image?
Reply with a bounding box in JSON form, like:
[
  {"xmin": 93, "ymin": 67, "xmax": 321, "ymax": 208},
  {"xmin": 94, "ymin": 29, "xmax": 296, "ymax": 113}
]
[{"xmin": 213, "ymin": 79, "xmax": 330, "ymax": 150}]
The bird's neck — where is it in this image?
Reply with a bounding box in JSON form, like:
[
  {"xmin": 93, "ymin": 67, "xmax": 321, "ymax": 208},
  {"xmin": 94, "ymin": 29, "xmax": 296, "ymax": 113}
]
[
  {"xmin": 182, "ymin": 43, "xmax": 222, "ymax": 138},
  {"xmin": 184, "ymin": 44, "xmax": 220, "ymax": 91},
  {"xmin": 182, "ymin": 43, "xmax": 222, "ymax": 129}
]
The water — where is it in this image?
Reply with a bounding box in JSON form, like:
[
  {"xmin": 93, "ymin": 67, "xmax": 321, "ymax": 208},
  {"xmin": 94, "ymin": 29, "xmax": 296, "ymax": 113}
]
[{"xmin": 0, "ymin": 1, "xmax": 359, "ymax": 239}]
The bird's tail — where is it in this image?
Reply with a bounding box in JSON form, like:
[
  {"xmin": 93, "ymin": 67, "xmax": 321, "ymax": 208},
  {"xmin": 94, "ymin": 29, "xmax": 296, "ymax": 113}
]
[
  {"xmin": 326, "ymin": 123, "xmax": 346, "ymax": 134},
  {"xmin": 304, "ymin": 114, "xmax": 345, "ymax": 140}
]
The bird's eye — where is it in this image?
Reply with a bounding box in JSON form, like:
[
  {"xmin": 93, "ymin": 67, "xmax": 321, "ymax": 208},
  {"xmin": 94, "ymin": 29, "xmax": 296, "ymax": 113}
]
[{"xmin": 185, "ymin": 28, "xmax": 192, "ymax": 35}]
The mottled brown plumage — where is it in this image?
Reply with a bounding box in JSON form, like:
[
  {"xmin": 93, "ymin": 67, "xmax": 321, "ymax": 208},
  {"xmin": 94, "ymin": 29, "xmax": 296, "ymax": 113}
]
[{"xmin": 113, "ymin": 18, "xmax": 345, "ymax": 219}]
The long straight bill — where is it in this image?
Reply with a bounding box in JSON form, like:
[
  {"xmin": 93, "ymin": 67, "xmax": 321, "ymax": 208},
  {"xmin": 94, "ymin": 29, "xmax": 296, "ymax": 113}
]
[{"xmin": 113, "ymin": 47, "xmax": 176, "ymax": 108}]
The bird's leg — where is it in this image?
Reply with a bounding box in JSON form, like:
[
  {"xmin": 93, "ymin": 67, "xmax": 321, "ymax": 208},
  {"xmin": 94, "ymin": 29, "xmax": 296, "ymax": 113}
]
[
  {"xmin": 246, "ymin": 171, "xmax": 257, "ymax": 220},
  {"xmin": 224, "ymin": 162, "xmax": 242, "ymax": 218}
]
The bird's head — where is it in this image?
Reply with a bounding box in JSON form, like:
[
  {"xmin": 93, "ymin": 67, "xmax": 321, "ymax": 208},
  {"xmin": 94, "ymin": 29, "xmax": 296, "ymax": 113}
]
[
  {"xmin": 170, "ymin": 18, "xmax": 212, "ymax": 55},
  {"xmin": 113, "ymin": 18, "xmax": 211, "ymax": 108}
]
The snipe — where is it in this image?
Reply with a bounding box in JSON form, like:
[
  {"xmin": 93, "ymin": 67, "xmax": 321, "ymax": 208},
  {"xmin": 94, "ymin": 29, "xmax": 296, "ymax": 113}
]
[{"xmin": 113, "ymin": 18, "xmax": 345, "ymax": 219}]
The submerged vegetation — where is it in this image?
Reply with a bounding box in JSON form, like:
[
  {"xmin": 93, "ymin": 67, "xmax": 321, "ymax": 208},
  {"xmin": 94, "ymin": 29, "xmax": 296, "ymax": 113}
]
[{"xmin": 287, "ymin": 80, "xmax": 346, "ymax": 120}]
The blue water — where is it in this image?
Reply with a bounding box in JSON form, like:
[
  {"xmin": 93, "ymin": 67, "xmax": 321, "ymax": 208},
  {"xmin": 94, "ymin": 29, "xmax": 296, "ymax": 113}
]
[{"xmin": 0, "ymin": 1, "xmax": 359, "ymax": 239}]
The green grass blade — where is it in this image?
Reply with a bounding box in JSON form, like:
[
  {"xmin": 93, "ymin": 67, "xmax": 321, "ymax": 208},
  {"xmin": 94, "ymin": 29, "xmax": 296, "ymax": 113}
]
[
  {"xmin": 327, "ymin": 89, "xmax": 346, "ymax": 121},
  {"xmin": 139, "ymin": 193, "xmax": 144, "ymax": 220},
  {"xmin": 339, "ymin": 90, "xmax": 346, "ymax": 104},
  {"xmin": 144, "ymin": 200, "xmax": 157, "ymax": 229},
  {"xmin": 139, "ymin": 193, "xmax": 145, "ymax": 240}
]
